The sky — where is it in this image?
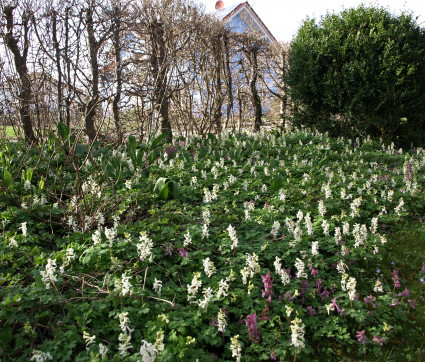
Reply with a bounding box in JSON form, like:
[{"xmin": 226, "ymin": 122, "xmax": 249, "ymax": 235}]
[{"xmin": 201, "ymin": 0, "xmax": 425, "ymax": 42}]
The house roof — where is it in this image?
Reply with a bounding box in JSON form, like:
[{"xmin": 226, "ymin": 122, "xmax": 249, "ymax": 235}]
[{"xmin": 214, "ymin": 2, "xmax": 277, "ymax": 44}]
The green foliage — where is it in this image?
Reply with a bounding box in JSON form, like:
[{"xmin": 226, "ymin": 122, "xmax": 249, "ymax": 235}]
[
  {"xmin": 1, "ymin": 129, "xmax": 425, "ymax": 360},
  {"xmin": 153, "ymin": 177, "xmax": 179, "ymax": 200},
  {"xmin": 287, "ymin": 5, "xmax": 425, "ymax": 146}
]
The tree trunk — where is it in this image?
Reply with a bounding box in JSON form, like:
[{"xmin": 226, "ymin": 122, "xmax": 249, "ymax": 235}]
[
  {"xmin": 212, "ymin": 35, "xmax": 223, "ymax": 133},
  {"xmin": 3, "ymin": 6, "xmax": 37, "ymax": 143},
  {"xmin": 112, "ymin": 5, "xmax": 123, "ymax": 144},
  {"xmin": 223, "ymin": 34, "xmax": 233, "ymax": 130},
  {"xmin": 85, "ymin": 6, "xmax": 99, "ymax": 141},
  {"xmin": 250, "ymin": 46, "xmax": 262, "ymax": 133},
  {"xmin": 150, "ymin": 20, "xmax": 172, "ymax": 139},
  {"xmin": 52, "ymin": 10, "xmax": 63, "ymax": 125}
]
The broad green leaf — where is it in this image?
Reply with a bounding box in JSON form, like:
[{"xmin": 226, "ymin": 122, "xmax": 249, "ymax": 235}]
[
  {"xmin": 58, "ymin": 122, "xmax": 70, "ymax": 140},
  {"xmin": 3, "ymin": 169, "xmax": 12, "ymax": 187}
]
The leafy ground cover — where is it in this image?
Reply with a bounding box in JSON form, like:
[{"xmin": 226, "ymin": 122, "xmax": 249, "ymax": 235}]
[{"xmin": 1, "ymin": 127, "xmax": 425, "ymax": 361}]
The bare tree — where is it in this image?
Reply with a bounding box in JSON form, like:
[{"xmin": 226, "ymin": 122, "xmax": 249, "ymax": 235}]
[{"xmin": 1, "ymin": 2, "xmax": 37, "ymax": 143}]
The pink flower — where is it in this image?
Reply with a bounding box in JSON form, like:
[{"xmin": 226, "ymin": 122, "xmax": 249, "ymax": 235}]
[
  {"xmin": 356, "ymin": 330, "xmax": 367, "ymax": 344},
  {"xmin": 372, "ymin": 336, "xmax": 386, "ymax": 346},
  {"xmin": 408, "ymin": 299, "xmax": 416, "ymax": 309},
  {"xmin": 398, "ymin": 288, "xmax": 410, "ymax": 297},
  {"xmin": 392, "ymin": 269, "xmax": 401, "ymax": 288},
  {"xmin": 261, "ymin": 271, "xmax": 273, "ymax": 302},
  {"xmin": 311, "ymin": 268, "xmax": 319, "ymax": 277},
  {"xmin": 177, "ymin": 248, "xmax": 188, "ymax": 258},
  {"xmin": 364, "ymin": 295, "xmax": 376, "ymax": 308},
  {"xmin": 245, "ymin": 313, "xmax": 260, "ymax": 343}
]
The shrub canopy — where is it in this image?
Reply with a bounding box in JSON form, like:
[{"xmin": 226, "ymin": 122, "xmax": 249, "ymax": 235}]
[{"xmin": 287, "ymin": 5, "xmax": 425, "ymax": 146}]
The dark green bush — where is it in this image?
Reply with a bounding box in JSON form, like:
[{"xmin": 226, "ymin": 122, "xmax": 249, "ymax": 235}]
[{"xmin": 287, "ymin": 5, "xmax": 425, "ymax": 146}]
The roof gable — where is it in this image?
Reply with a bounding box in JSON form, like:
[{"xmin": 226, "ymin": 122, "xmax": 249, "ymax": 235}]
[{"xmin": 215, "ymin": 2, "xmax": 277, "ymax": 44}]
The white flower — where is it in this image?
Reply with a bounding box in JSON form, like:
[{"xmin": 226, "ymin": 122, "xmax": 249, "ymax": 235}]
[
  {"xmin": 274, "ymin": 257, "xmax": 290, "ymax": 285},
  {"xmin": 118, "ymin": 312, "xmax": 134, "ymax": 336},
  {"xmin": 290, "ymin": 317, "xmax": 305, "ymax": 349},
  {"xmin": 394, "ymin": 198, "xmax": 405, "ymax": 217},
  {"xmin": 304, "ymin": 213, "xmax": 313, "ymax": 235},
  {"xmin": 137, "ymin": 233, "xmax": 153, "ymax": 262},
  {"xmin": 125, "ymin": 179, "xmax": 132, "ymax": 190},
  {"xmin": 311, "ymin": 241, "xmax": 319, "ymax": 256},
  {"xmin": 202, "ymin": 223, "xmax": 209, "ymax": 239},
  {"xmin": 295, "ymin": 258, "xmax": 307, "ymax": 279},
  {"xmin": 9, "ymin": 237, "xmax": 18, "ymax": 247},
  {"xmin": 92, "ymin": 230, "xmax": 101, "ymax": 245},
  {"xmin": 24, "ymin": 179, "xmax": 32, "ymax": 191},
  {"xmin": 271, "ymin": 221, "xmax": 280, "ymax": 237},
  {"xmin": 83, "ymin": 331, "xmax": 96, "ymax": 349},
  {"xmin": 154, "ymin": 330, "xmax": 164, "ymax": 352},
  {"xmin": 202, "ymin": 209, "xmax": 210, "ymax": 225},
  {"xmin": 342, "ymin": 221, "xmax": 350, "ymax": 235},
  {"xmin": 322, "ymin": 219, "xmax": 330, "ymax": 236},
  {"xmin": 217, "ymin": 278, "xmax": 230, "ymax": 298},
  {"xmin": 285, "ymin": 305, "xmax": 293, "ymax": 318},
  {"xmin": 227, "ymin": 224, "xmax": 238, "ymax": 250},
  {"xmin": 347, "ymin": 276, "xmax": 357, "ymax": 301},
  {"xmin": 153, "ymin": 278, "xmax": 162, "ymax": 296},
  {"xmin": 140, "ymin": 340, "xmax": 155, "ymax": 362},
  {"xmin": 40, "ymin": 258, "xmax": 57, "ymax": 289},
  {"xmin": 203, "ymin": 257, "xmax": 216, "ymax": 278},
  {"xmin": 334, "ymin": 226, "xmax": 342, "ymax": 244},
  {"xmin": 104, "ymin": 227, "xmax": 117, "ymax": 247},
  {"xmin": 217, "ymin": 309, "xmax": 227, "ymax": 333},
  {"xmin": 121, "ymin": 272, "xmax": 133, "ymax": 296},
  {"xmin": 98, "ymin": 343, "xmax": 108, "ymax": 359},
  {"xmin": 198, "ymin": 287, "xmax": 214, "ymax": 309},
  {"xmin": 64, "ymin": 247, "xmax": 75, "ymax": 266},
  {"xmin": 318, "ymin": 200, "xmax": 326, "ymax": 217},
  {"xmin": 230, "ymin": 335, "xmax": 242, "ymax": 362},
  {"xmin": 183, "ymin": 230, "xmax": 192, "ymax": 247},
  {"xmin": 30, "ymin": 350, "xmax": 52, "ymax": 362},
  {"xmin": 187, "ymin": 272, "xmax": 202, "ymax": 302},
  {"xmin": 118, "ymin": 332, "xmax": 132, "ymax": 356},
  {"xmin": 336, "ymin": 260, "xmax": 348, "ymax": 274},
  {"xmin": 21, "ymin": 222, "xmax": 27, "ymax": 236},
  {"xmin": 246, "ymin": 253, "xmax": 260, "ymax": 278},
  {"xmin": 203, "ymin": 188, "xmax": 212, "ymax": 203},
  {"xmin": 374, "ymin": 278, "xmax": 383, "ymax": 293}
]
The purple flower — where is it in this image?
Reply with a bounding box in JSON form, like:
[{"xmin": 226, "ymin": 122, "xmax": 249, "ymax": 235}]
[
  {"xmin": 356, "ymin": 330, "xmax": 367, "ymax": 344},
  {"xmin": 392, "ymin": 269, "xmax": 401, "ymax": 288},
  {"xmin": 306, "ymin": 306, "xmax": 316, "ymax": 316},
  {"xmin": 261, "ymin": 271, "xmax": 273, "ymax": 302},
  {"xmin": 164, "ymin": 245, "xmax": 173, "ymax": 256},
  {"xmin": 398, "ymin": 288, "xmax": 410, "ymax": 297},
  {"xmin": 391, "ymin": 298, "xmax": 401, "ymax": 307},
  {"xmin": 177, "ymin": 248, "xmax": 188, "ymax": 258},
  {"xmin": 422, "ymin": 264, "xmax": 425, "ymax": 273},
  {"xmin": 408, "ymin": 299, "xmax": 416, "ymax": 309},
  {"xmin": 270, "ymin": 350, "xmax": 277, "ymax": 360},
  {"xmin": 364, "ymin": 295, "xmax": 376, "ymax": 308},
  {"xmin": 311, "ymin": 268, "xmax": 319, "ymax": 277},
  {"xmin": 372, "ymin": 336, "xmax": 386, "ymax": 346},
  {"xmin": 245, "ymin": 313, "xmax": 260, "ymax": 343}
]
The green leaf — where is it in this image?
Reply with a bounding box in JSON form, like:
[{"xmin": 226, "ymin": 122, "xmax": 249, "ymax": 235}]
[
  {"xmin": 158, "ymin": 183, "xmax": 169, "ymax": 200},
  {"xmin": 3, "ymin": 168, "xmax": 12, "ymax": 187},
  {"xmin": 271, "ymin": 174, "xmax": 285, "ymax": 191},
  {"xmin": 154, "ymin": 177, "xmax": 169, "ymax": 195},
  {"xmin": 58, "ymin": 122, "xmax": 70, "ymax": 140}
]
